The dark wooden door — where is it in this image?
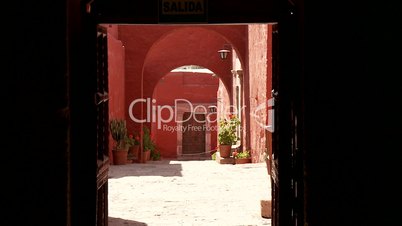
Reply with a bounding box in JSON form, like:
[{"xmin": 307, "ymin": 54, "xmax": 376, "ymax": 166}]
[
  {"xmin": 182, "ymin": 113, "xmax": 206, "ymax": 154},
  {"xmin": 271, "ymin": 7, "xmax": 304, "ymax": 226},
  {"xmin": 95, "ymin": 26, "xmax": 110, "ymax": 226},
  {"xmin": 270, "ymin": 22, "xmax": 282, "ymax": 226}
]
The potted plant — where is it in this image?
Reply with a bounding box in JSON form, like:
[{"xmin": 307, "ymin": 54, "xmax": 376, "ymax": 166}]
[
  {"xmin": 151, "ymin": 148, "xmax": 161, "ymax": 161},
  {"xmin": 210, "ymin": 146, "xmax": 218, "ymax": 160},
  {"xmin": 110, "ymin": 119, "xmax": 131, "ymax": 165},
  {"xmin": 141, "ymin": 126, "xmax": 155, "ymax": 163},
  {"xmin": 127, "ymin": 133, "xmax": 141, "ymax": 162},
  {"xmin": 218, "ymin": 114, "xmax": 241, "ymax": 158},
  {"xmin": 233, "ymin": 150, "xmax": 251, "ymax": 164}
]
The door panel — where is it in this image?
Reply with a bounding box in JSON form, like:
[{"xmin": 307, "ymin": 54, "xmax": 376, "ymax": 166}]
[
  {"xmin": 182, "ymin": 113, "xmax": 206, "ymax": 154},
  {"xmin": 270, "ymin": 22, "xmax": 281, "ymax": 226},
  {"xmin": 271, "ymin": 6, "xmax": 304, "ymax": 225},
  {"xmin": 96, "ymin": 26, "xmax": 109, "ymax": 226}
]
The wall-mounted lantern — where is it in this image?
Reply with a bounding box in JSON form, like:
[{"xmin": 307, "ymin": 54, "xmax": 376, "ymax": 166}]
[{"xmin": 218, "ymin": 44, "xmax": 231, "ymax": 60}]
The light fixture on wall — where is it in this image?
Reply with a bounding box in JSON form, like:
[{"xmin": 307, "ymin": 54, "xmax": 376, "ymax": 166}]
[{"xmin": 218, "ymin": 44, "xmax": 231, "ymax": 60}]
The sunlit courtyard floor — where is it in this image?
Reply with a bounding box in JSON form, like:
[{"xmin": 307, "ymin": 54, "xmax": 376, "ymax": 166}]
[{"xmin": 108, "ymin": 159, "xmax": 272, "ymax": 226}]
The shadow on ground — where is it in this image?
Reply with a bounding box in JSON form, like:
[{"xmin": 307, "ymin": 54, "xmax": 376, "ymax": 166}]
[
  {"xmin": 108, "ymin": 217, "xmax": 147, "ymax": 226},
  {"xmin": 108, "ymin": 160, "xmax": 183, "ymax": 178}
]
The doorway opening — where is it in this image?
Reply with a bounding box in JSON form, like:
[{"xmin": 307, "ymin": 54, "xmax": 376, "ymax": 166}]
[
  {"xmin": 100, "ymin": 23, "xmax": 276, "ymax": 225},
  {"xmin": 182, "ymin": 112, "xmax": 206, "ymax": 155}
]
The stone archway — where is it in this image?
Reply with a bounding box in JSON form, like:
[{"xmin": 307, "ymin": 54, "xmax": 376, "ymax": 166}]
[{"xmin": 141, "ymin": 26, "xmax": 247, "ymax": 101}]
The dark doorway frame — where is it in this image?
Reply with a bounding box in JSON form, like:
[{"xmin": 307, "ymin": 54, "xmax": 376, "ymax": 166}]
[{"xmin": 69, "ymin": 0, "xmax": 304, "ymax": 225}]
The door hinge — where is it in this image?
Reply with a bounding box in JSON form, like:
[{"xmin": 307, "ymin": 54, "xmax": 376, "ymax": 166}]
[{"xmin": 95, "ymin": 92, "xmax": 109, "ymax": 105}]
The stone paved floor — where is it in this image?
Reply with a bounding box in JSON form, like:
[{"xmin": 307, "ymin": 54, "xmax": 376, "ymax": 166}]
[{"xmin": 108, "ymin": 159, "xmax": 272, "ymax": 226}]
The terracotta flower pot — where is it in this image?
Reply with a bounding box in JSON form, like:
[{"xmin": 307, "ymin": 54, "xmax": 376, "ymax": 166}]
[
  {"xmin": 112, "ymin": 149, "xmax": 128, "ymax": 165},
  {"xmin": 235, "ymin": 158, "xmax": 251, "ymax": 164},
  {"xmin": 141, "ymin": 150, "xmax": 151, "ymax": 163},
  {"xmin": 128, "ymin": 145, "xmax": 140, "ymax": 160},
  {"xmin": 219, "ymin": 144, "xmax": 231, "ymax": 158}
]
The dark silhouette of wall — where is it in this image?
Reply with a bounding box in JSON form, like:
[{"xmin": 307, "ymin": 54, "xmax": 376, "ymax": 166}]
[{"xmin": 3, "ymin": 0, "xmax": 401, "ymax": 226}]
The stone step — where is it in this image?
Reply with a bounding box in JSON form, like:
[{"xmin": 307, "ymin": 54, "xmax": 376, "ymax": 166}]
[
  {"xmin": 177, "ymin": 152, "xmax": 212, "ymax": 161},
  {"xmin": 215, "ymin": 151, "xmax": 235, "ymax": 164}
]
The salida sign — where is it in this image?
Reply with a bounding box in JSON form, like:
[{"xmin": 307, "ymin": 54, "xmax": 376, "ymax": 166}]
[{"xmin": 159, "ymin": 0, "xmax": 207, "ymax": 23}]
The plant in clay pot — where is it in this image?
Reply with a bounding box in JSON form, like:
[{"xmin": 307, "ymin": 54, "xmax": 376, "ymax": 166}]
[
  {"xmin": 127, "ymin": 133, "xmax": 141, "ymax": 161},
  {"xmin": 141, "ymin": 126, "xmax": 155, "ymax": 163},
  {"xmin": 218, "ymin": 114, "xmax": 240, "ymax": 158},
  {"xmin": 110, "ymin": 119, "xmax": 131, "ymax": 165},
  {"xmin": 233, "ymin": 150, "xmax": 251, "ymax": 164}
]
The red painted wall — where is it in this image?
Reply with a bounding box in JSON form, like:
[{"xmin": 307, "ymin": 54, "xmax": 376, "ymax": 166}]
[
  {"xmin": 107, "ymin": 25, "xmax": 126, "ymax": 162},
  {"xmin": 118, "ymin": 25, "xmax": 247, "ymax": 134},
  {"xmin": 247, "ymin": 24, "xmax": 272, "ymax": 162},
  {"xmin": 152, "ymin": 71, "xmax": 219, "ymax": 158},
  {"xmin": 108, "ymin": 24, "xmax": 272, "ymax": 162},
  {"xmin": 217, "ymin": 78, "xmax": 231, "ymax": 120},
  {"xmin": 216, "ymin": 24, "xmax": 272, "ymax": 163}
]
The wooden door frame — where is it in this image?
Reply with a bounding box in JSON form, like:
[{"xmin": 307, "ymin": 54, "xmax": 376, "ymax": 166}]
[
  {"xmin": 181, "ymin": 112, "xmax": 207, "ymax": 155},
  {"xmin": 175, "ymin": 103, "xmax": 213, "ymax": 157}
]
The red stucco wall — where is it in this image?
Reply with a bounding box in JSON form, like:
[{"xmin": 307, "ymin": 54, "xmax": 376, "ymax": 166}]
[
  {"xmin": 107, "ymin": 26, "xmax": 126, "ymax": 162},
  {"xmin": 217, "ymin": 78, "xmax": 231, "ymax": 120},
  {"xmin": 216, "ymin": 24, "xmax": 272, "ymax": 163},
  {"xmin": 119, "ymin": 25, "xmax": 247, "ymax": 135},
  {"xmin": 247, "ymin": 24, "xmax": 272, "ymax": 163},
  {"xmin": 108, "ymin": 24, "xmax": 272, "ymax": 162},
  {"xmin": 151, "ymin": 71, "xmax": 219, "ymax": 158}
]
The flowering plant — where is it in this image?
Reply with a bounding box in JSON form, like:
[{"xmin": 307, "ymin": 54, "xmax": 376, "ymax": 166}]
[
  {"xmin": 127, "ymin": 133, "xmax": 140, "ymax": 147},
  {"xmin": 128, "ymin": 132, "xmax": 141, "ymax": 145},
  {"xmin": 232, "ymin": 150, "xmax": 250, "ymax": 159},
  {"xmin": 134, "ymin": 135, "xmax": 140, "ymax": 145},
  {"xmin": 218, "ymin": 114, "xmax": 241, "ymax": 145}
]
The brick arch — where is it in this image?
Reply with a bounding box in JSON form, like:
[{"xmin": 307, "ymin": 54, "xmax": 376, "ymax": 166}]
[{"xmin": 141, "ymin": 26, "xmax": 243, "ymax": 103}]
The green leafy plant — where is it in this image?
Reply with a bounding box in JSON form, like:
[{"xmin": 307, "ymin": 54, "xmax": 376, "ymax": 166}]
[
  {"xmin": 218, "ymin": 114, "xmax": 241, "ymax": 145},
  {"xmin": 151, "ymin": 149, "xmax": 161, "ymax": 160},
  {"xmin": 142, "ymin": 126, "xmax": 156, "ymax": 152},
  {"xmin": 110, "ymin": 119, "xmax": 131, "ymax": 150},
  {"xmin": 232, "ymin": 150, "xmax": 250, "ymax": 159},
  {"xmin": 211, "ymin": 152, "xmax": 217, "ymax": 160}
]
